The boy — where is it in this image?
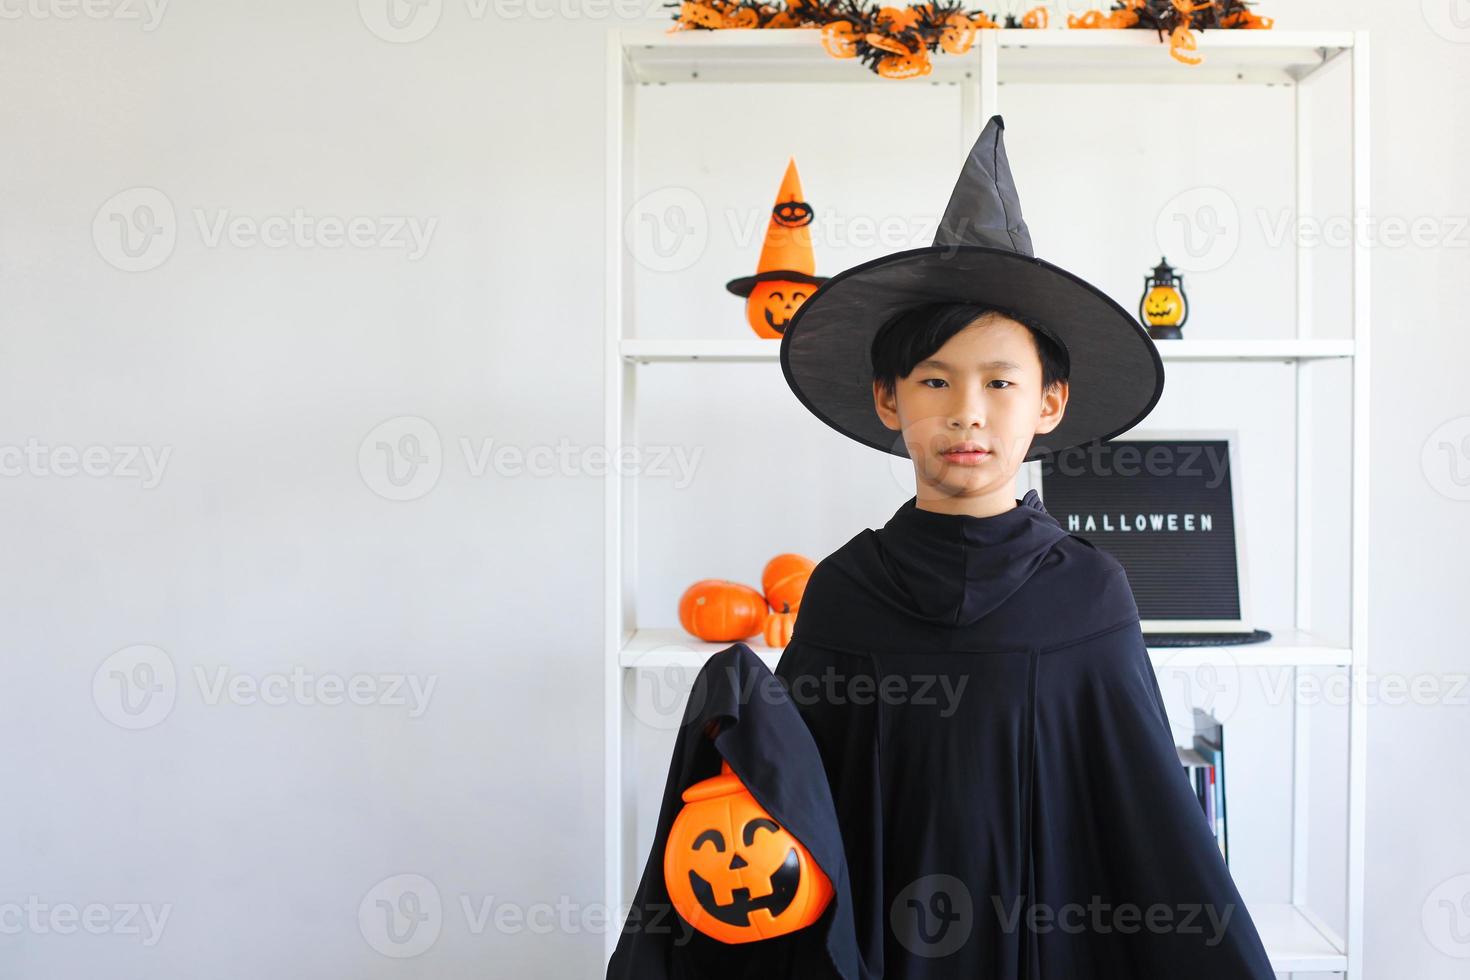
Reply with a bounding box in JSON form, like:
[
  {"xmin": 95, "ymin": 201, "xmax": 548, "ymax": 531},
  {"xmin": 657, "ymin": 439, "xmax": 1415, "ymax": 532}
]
[{"xmin": 771, "ymin": 116, "xmax": 1275, "ymax": 978}]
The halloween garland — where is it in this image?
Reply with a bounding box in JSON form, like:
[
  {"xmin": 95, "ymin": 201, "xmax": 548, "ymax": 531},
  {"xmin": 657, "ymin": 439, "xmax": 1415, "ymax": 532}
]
[{"xmin": 666, "ymin": 0, "xmax": 1275, "ymax": 77}]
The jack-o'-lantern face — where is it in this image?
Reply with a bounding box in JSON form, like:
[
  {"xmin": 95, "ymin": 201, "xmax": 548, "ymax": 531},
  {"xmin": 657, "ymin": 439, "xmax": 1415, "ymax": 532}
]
[
  {"xmin": 746, "ymin": 280, "xmax": 814, "ymax": 339},
  {"xmin": 664, "ymin": 761, "xmax": 832, "ymax": 944},
  {"xmin": 1142, "ymin": 285, "xmax": 1185, "ymax": 326},
  {"xmin": 877, "ymin": 49, "xmax": 932, "ymax": 79}
]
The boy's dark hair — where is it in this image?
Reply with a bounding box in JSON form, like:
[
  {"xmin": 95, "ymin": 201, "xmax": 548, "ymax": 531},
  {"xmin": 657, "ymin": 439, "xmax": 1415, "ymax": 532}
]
[{"xmin": 870, "ymin": 302, "xmax": 1071, "ymax": 398}]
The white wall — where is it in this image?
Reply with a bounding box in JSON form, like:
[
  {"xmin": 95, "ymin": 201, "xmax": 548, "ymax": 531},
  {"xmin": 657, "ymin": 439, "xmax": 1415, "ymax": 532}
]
[{"xmin": 0, "ymin": 2, "xmax": 1466, "ymax": 978}]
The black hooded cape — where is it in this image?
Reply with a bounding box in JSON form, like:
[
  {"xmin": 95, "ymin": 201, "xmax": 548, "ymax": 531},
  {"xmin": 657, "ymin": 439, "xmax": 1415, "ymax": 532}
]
[
  {"xmin": 608, "ymin": 489, "xmax": 1276, "ymax": 979},
  {"xmin": 771, "ymin": 488, "xmax": 1276, "ymax": 978}
]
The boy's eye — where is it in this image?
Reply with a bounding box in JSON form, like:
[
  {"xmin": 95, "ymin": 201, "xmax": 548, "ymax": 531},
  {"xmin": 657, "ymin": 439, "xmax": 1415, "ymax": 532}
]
[
  {"xmin": 920, "ymin": 378, "xmax": 947, "ymax": 388},
  {"xmin": 990, "ymin": 379, "xmax": 1013, "ymax": 389}
]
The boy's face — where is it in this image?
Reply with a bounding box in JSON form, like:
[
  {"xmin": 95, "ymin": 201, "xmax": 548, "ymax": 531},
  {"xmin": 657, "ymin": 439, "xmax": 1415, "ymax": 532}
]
[{"xmin": 872, "ymin": 314, "xmax": 1068, "ymax": 501}]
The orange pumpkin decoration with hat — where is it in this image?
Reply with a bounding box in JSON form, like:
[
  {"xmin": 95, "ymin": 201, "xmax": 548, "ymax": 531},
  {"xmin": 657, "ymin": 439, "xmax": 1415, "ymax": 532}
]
[
  {"xmin": 726, "ymin": 159, "xmax": 829, "ymax": 340},
  {"xmin": 664, "ymin": 758, "xmax": 833, "ymax": 943}
]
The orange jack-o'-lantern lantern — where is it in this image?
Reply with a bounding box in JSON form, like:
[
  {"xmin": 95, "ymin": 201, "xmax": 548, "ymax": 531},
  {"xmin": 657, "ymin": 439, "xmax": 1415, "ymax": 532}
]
[
  {"xmin": 1138, "ymin": 256, "xmax": 1189, "ymax": 339},
  {"xmin": 664, "ymin": 760, "xmax": 833, "ymax": 943},
  {"xmin": 727, "ymin": 159, "xmax": 828, "ymax": 337}
]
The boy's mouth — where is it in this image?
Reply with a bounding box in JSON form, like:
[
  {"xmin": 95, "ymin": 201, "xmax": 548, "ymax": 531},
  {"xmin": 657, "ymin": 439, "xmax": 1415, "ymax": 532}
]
[{"xmin": 941, "ymin": 443, "xmax": 992, "ymax": 463}]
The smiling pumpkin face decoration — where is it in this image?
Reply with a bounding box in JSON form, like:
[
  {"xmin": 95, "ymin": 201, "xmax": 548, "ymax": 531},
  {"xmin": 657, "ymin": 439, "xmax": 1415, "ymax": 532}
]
[
  {"xmin": 664, "ymin": 760, "xmax": 833, "ymax": 943},
  {"xmin": 726, "ymin": 158, "xmax": 829, "ymax": 339},
  {"xmin": 745, "ymin": 280, "xmax": 816, "ymax": 338}
]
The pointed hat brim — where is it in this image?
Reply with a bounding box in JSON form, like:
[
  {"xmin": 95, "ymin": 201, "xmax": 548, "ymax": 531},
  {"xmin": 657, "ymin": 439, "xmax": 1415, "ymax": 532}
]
[
  {"xmin": 725, "ymin": 270, "xmax": 830, "ymax": 297},
  {"xmin": 778, "ymin": 115, "xmax": 1164, "ymax": 463}
]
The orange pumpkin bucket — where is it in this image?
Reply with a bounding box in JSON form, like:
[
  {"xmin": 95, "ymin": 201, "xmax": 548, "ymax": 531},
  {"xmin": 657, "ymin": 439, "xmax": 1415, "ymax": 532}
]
[{"xmin": 664, "ymin": 760, "xmax": 833, "ymax": 943}]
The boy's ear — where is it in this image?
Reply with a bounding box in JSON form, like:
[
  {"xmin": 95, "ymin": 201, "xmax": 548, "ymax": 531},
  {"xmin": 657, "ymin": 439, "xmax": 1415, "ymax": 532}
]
[
  {"xmin": 1034, "ymin": 380, "xmax": 1069, "ymax": 436},
  {"xmin": 873, "ymin": 379, "xmax": 901, "ymax": 432}
]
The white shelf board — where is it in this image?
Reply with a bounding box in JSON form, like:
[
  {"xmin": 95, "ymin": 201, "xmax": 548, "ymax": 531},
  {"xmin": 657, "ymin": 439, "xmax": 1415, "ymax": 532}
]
[
  {"xmin": 1255, "ymin": 901, "xmax": 1348, "ymax": 973},
  {"xmin": 621, "ymin": 337, "xmax": 1354, "ymax": 364},
  {"xmin": 619, "ymin": 28, "xmax": 1352, "ymax": 86},
  {"xmin": 621, "ymin": 626, "xmax": 1351, "ymax": 669},
  {"xmin": 995, "ymin": 29, "xmax": 1354, "ymax": 85}
]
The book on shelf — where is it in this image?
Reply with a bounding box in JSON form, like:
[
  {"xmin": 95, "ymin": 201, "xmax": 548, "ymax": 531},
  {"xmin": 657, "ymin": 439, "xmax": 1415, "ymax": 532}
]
[{"xmin": 1175, "ymin": 708, "xmax": 1229, "ymax": 865}]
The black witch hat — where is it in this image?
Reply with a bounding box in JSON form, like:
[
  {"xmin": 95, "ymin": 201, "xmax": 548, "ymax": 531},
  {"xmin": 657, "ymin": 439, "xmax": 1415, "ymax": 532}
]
[{"xmin": 778, "ymin": 115, "xmax": 1164, "ymax": 462}]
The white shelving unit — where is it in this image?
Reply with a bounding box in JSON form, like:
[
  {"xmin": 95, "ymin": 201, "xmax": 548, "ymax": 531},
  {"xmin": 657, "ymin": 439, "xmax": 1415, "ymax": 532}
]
[{"xmin": 605, "ymin": 26, "xmax": 1368, "ymax": 976}]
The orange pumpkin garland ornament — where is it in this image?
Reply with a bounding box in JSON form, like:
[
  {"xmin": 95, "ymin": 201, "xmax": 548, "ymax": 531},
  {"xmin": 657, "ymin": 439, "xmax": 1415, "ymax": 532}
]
[
  {"xmin": 664, "ymin": 759, "xmax": 834, "ymax": 942},
  {"xmin": 665, "ymin": 0, "xmax": 1275, "ymax": 76}
]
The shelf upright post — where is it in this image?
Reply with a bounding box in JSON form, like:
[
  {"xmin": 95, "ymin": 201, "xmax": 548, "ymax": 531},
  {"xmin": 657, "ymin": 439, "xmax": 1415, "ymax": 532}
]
[
  {"xmin": 1344, "ymin": 28, "xmax": 1370, "ymax": 980},
  {"xmin": 1289, "ymin": 31, "xmax": 1317, "ymax": 919},
  {"xmin": 604, "ymin": 27, "xmax": 639, "ymax": 965},
  {"xmin": 977, "ymin": 29, "xmax": 1000, "ymax": 132}
]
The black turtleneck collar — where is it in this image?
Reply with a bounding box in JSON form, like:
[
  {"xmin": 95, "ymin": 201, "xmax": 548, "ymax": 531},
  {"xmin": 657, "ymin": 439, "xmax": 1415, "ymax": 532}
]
[{"xmin": 874, "ymin": 488, "xmax": 1070, "ymax": 627}]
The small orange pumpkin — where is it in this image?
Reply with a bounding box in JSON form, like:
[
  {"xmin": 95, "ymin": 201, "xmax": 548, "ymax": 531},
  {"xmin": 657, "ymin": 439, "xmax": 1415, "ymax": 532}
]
[
  {"xmin": 679, "ymin": 580, "xmax": 767, "ymax": 642},
  {"xmin": 664, "ymin": 760, "xmax": 833, "ymax": 943},
  {"xmin": 763, "ymin": 609, "xmax": 797, "ymax": 648},
  {"xmin": 762, "ymin": 553, "xmax": 815, "ymax": 614}
]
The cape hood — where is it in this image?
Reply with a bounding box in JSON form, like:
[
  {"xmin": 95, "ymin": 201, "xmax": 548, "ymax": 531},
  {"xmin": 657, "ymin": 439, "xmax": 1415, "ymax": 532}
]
[{"xmin": 858, "ymin": 487, "xmax": 1071, "ymax": 628}]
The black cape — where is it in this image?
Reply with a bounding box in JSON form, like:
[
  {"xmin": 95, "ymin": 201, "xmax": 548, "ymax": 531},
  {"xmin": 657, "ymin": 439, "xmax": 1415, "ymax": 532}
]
[
  {"xmin": 608, "ymin": 489, "xmax": 1276, "ymax": 979},
  {"xmin": 772, "ymin": 488, "xmax": 1276, "ymax": 978},
  {"xmin": 606, "ymin": 643, "xmax": 863, "ymax": 980}
]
